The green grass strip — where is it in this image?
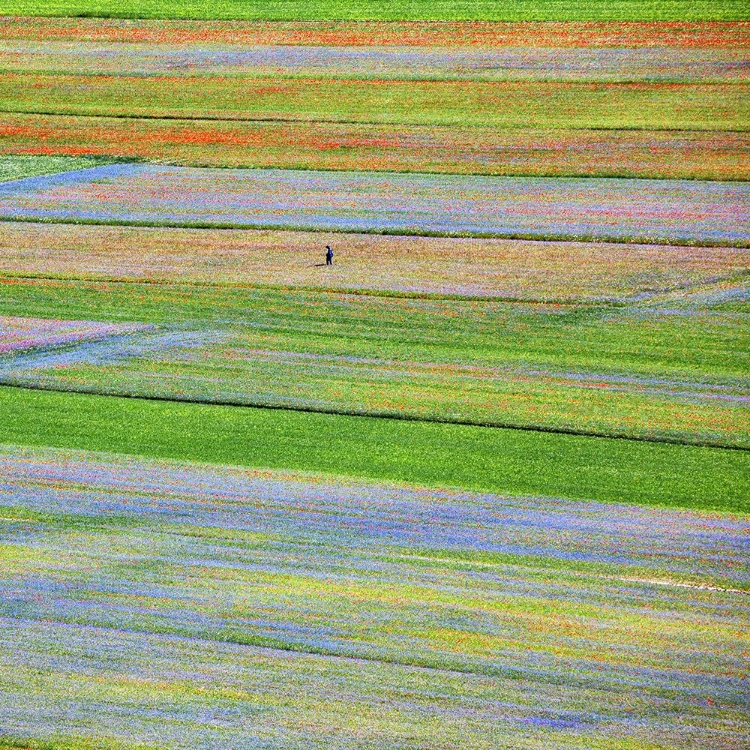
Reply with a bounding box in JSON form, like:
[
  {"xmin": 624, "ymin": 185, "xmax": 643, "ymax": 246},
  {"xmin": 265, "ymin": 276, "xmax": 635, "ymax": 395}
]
[
  {"xmin": 1, "ymin": 385, "xmax": 746, "ymax": 513},
  {"xmin": 0, "ymin": 154, "xmax": 113, "ymax": 183},
  {"xmin": 0, "ymin": 0, "xmax": 746, "ymax": 21},
  {"xmin": 3, "ymin": 379, "xmax": 745, "ymax": 451}
]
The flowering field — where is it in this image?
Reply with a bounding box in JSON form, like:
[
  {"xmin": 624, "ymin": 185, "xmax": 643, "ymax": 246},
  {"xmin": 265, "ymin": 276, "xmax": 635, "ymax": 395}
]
[
  {"xmin": 3, "ymin": 41, "xmax": 747, "ymax": 81},
  {"xmin": 0, "ymin": 315, "xmax": 150, "ymax": 354},
  {"xmin": 3, "ymin": 18, "xmax": 745, "ymax": 179},
  {"xmin": 0, "ymin": 444, "xmax": 747, "ymax": 748},
  {"xmin": 0, "ymin": 164, "xmax": 747, "ymax": 245},
  {"xmin": 4, "ymin": 17, "xmax": 748, "ymax": 47},
  {"xmin": 0, "ymin": 6, "xmax": 748, "ymax": 749},
  {"xmin": 4, "ymin": 114, "xmax": 748, "ymax": 180},
  {"xmin": 1, "ymin": 275, "xmax": 747, "ymax": 448},
  {"xmin": 2, "ymin": 221, "xmax": 747, "ymax": 300}
]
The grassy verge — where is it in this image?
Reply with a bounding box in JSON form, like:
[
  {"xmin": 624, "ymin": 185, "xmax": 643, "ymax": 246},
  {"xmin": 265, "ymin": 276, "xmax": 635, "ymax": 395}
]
[
  {"xmin": 1, "ymin": 385, "xmax": 747, "ymax": 512},
  {"xmin": 0, "ymin": 154, "xmax": 113, "ymax": 183},
  {"xmin": 0, "ymin": 0, "xmax": 746, "ymax": 21}
]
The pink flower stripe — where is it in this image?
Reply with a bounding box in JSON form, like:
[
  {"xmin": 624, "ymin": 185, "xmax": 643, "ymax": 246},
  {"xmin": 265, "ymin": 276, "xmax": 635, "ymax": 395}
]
[{"xmin": 3, "ymin": 41, "xmax": 746, "ymax": 81}]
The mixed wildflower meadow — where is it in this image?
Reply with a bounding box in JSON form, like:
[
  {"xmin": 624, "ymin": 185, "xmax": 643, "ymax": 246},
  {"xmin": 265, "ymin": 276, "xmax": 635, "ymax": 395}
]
[
  {"xmin": 0, "ymin": 5, "xmax": 748, "ymax": 749},
  {"xmin": 4, "ymin": 41, "xmax": 747, "ymax": 81},
  {"xmin": 2, "ymin": 221, "xmax": 747, "ymax": 299},
  {"xmin": 0, "ymin": 445, "xmax": 747, "ymax": 749}
]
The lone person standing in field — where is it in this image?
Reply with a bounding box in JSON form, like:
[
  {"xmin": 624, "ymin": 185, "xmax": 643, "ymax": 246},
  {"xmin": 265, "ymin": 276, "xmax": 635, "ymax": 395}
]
[{"xmin": 325, "ymin": 245, "xmax": 333, "ymax": 266}]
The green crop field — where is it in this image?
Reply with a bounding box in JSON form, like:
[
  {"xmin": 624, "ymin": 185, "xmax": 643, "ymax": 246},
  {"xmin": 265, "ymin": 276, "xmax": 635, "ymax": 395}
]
[
  {"xmin": 1, "ymin": 272, "xmax": 748, "ymax": 449},
  {"xmin": 0, "ymin": 5, "xmax": 748, "ymax": 749},
  {"xmin": 0, "ymin": 154, "xmax": 111, "ymax": 182},
  {"xmin": 4, "ymin": 386, "xmax": 747, "ymax": 511},
  {"xmin": 0, "ymin": 0, "xmax": 747, "ymax": 21},
  {"xmin": 2, "ymin": 75, "xmax": 746, "ymax": 131}
]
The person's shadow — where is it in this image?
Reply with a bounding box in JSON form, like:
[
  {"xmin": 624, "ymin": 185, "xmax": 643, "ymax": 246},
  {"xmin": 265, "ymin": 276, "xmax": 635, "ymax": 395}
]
[{"xmin": 312, "ymin": 263, "xmax": 327, "ymax": 267}]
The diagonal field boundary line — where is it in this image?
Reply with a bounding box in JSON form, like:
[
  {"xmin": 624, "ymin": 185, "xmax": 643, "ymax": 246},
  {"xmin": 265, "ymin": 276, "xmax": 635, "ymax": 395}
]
[
  {"xmin": 1, "ymin": 381, "xmax": 747, "ymax": 453},
  {"xmin": 5, "ymin": 269, "xmax": 748, "ymax": 305},
  {"xmin": 394, "ymin": 554, "xmax": 750, "ymax": 595}
]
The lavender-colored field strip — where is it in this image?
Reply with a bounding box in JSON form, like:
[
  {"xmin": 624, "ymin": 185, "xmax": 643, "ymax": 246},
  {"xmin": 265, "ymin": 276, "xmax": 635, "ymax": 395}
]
[
  {"xmin": 0, "ymin": 164, "xmax": 747, "ymax": 244},
  {"xmin": 0, "ymin": 315, "xmax": 151, "ymax": 354},
  {"xmin": 0, "ymin": 445, "xmax": 747, "ymax": 748},
  {"xmin": 2, "ymin": 42, "xmax": 747, "ymax": 81}
]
